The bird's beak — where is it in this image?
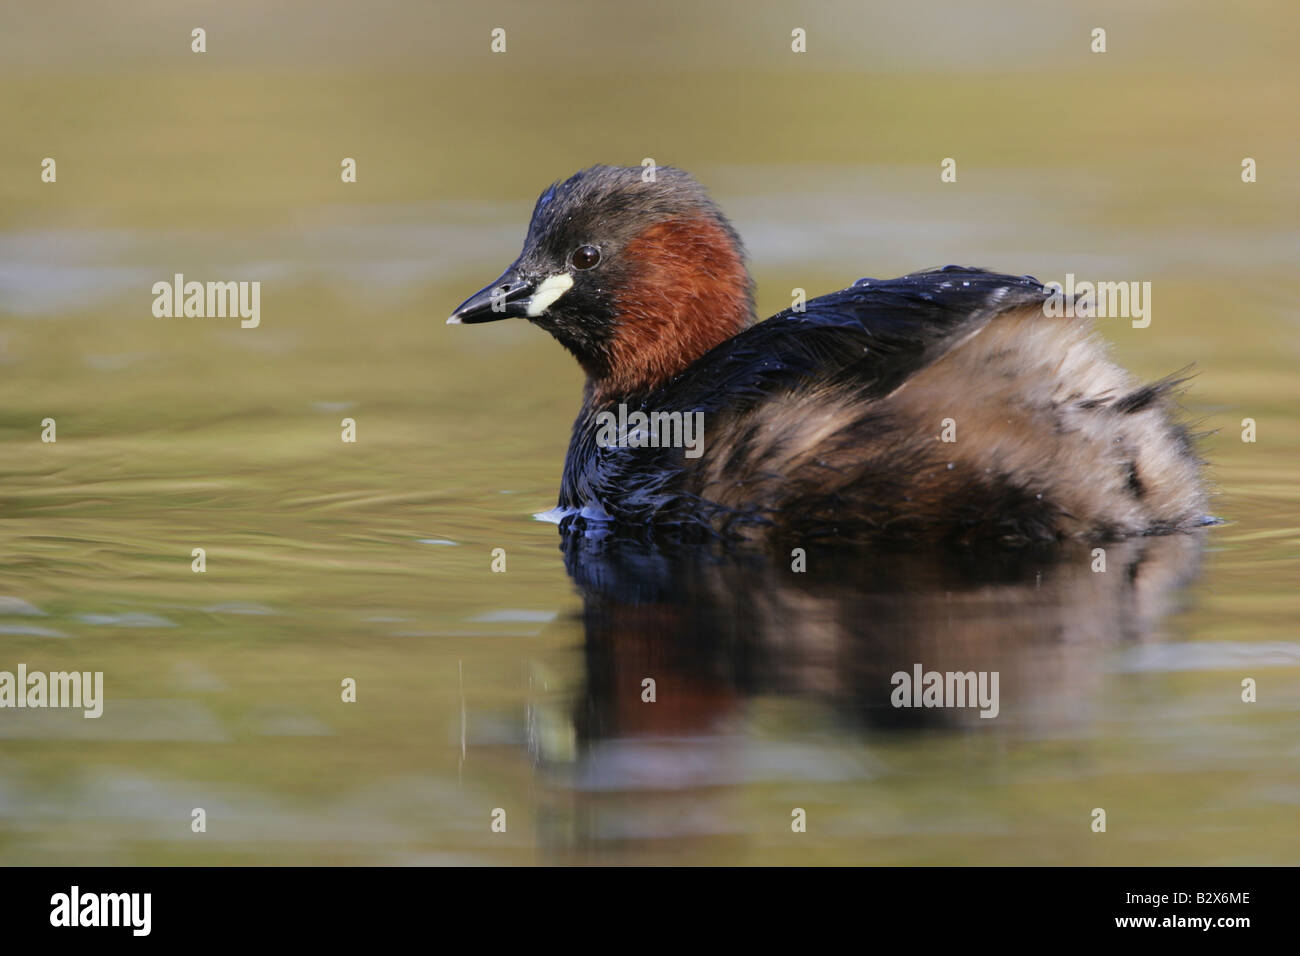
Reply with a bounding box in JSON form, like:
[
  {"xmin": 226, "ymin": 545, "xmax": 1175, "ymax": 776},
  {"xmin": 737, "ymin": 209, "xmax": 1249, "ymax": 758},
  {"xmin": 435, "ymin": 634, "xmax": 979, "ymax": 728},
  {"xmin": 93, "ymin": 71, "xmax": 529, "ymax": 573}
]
[{"xmin": 446, "ymin": 266, "xmax": 537, "ymax": 325}]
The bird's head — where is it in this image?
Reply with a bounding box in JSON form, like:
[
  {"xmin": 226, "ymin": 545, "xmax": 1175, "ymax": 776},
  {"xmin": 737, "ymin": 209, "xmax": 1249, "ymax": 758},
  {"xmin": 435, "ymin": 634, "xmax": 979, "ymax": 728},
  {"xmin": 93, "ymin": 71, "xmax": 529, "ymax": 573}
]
[{"xmin": 448, "ymin": 165, "xmax": 755, "ymax": 399}]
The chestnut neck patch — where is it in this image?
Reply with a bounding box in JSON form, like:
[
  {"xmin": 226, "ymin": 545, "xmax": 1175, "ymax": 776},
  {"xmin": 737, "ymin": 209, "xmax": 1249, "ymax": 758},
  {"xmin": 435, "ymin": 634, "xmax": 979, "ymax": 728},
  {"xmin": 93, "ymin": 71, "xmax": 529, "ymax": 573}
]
[{"xmin": 598, "ymin": 216, "xmax": 754, "ymax": 401}]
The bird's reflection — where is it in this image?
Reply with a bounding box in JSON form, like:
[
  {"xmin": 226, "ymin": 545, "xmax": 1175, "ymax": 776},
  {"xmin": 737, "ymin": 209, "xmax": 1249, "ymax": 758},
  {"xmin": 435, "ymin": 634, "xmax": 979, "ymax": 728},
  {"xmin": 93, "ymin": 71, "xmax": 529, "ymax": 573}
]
[{"xmin": 533, "ymin": 527, "xmax": 1204, "ymax": 856}]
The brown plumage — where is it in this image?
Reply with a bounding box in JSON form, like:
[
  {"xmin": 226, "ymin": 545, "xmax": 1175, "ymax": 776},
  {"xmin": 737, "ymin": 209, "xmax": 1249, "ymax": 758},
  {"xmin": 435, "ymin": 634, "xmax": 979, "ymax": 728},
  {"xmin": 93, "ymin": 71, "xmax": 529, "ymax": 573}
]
[
  {"xmin": 448, "ymin": 165, "xmax": 1210, "ymax": 546},
  {"xmin": 604, "ymin": 216, "xmax": 752, "ymax": 401},
  {"xmin": 693, "ymin": 304, "xmax": 1206, "ymax": 544}
]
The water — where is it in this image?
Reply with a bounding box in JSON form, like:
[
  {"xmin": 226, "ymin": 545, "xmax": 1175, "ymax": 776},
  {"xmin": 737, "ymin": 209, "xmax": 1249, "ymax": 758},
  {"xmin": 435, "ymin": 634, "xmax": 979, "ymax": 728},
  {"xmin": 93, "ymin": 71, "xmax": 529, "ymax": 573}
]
[{"xmin": 2, "ymin": 1, "xmax": 1299, "ymax": 865}]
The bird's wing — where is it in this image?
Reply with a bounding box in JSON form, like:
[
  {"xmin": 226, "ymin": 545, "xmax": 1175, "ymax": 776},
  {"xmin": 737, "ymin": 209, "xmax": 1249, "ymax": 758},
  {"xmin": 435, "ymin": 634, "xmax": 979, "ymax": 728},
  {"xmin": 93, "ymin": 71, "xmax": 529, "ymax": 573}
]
[{"xmin": 652, "ymin": 266, "xmax": 1050, "ymax": 413}]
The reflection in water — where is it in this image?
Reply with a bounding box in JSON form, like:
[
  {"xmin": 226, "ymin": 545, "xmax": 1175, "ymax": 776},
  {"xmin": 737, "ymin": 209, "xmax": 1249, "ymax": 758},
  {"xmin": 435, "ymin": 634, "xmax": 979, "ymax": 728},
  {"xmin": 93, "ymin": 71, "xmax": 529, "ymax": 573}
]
[{"xmin": 535, "ymin": 528, "xmax": 1204, "ymax": 857}]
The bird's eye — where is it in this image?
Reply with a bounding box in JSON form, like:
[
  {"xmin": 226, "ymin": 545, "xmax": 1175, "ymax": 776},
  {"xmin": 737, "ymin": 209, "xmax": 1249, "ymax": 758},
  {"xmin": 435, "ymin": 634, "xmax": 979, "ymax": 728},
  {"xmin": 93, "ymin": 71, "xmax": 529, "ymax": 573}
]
[{"xmin": 570, "ymin": 245, "xmax": 601, "ymax": 270}]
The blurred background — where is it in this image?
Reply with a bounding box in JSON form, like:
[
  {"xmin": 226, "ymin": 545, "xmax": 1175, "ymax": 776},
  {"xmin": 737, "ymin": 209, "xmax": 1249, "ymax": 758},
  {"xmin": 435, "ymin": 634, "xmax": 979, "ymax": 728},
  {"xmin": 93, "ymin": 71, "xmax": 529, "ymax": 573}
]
[{"xmin": 1, "ymin": 0, "xmax": 1297, "ymax": 864}]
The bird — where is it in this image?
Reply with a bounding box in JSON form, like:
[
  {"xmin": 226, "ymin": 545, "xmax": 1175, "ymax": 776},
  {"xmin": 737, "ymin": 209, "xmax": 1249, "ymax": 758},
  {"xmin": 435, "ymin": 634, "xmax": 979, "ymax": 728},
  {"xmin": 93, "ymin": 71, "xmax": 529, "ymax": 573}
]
[{"xmin": 447, "ymin": 164, "xmax": 1209, "ymax": 546}]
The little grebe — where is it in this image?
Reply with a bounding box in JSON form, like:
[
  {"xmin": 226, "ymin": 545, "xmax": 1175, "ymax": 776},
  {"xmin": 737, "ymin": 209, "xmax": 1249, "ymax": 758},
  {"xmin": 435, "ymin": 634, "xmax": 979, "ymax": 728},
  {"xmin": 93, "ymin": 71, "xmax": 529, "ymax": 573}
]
[{"xmin": 449, "ymin": 165, "xmax": 1208, "ymax": 545}]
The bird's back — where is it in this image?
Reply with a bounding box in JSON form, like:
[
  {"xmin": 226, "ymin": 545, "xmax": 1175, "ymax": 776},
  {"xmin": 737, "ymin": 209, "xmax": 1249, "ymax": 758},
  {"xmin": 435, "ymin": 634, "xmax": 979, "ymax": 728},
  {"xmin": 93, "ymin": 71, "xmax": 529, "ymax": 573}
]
[{"xmin": 561, "ymin": 267, "xmax": 1209, "ymax": 545}]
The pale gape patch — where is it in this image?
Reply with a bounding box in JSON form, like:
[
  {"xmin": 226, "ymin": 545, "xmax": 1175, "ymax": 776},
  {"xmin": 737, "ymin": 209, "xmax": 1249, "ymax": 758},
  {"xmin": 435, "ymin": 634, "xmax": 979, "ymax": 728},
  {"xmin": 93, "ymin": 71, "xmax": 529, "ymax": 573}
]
[{"xmin": 527, "ymin": 273, "xmax": 575, "ymax": 317}]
